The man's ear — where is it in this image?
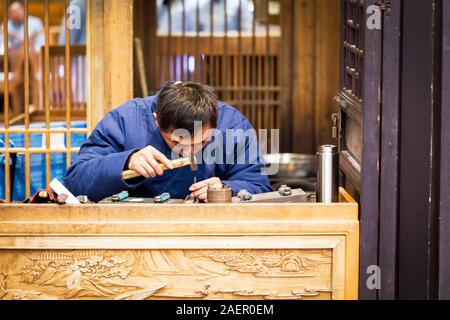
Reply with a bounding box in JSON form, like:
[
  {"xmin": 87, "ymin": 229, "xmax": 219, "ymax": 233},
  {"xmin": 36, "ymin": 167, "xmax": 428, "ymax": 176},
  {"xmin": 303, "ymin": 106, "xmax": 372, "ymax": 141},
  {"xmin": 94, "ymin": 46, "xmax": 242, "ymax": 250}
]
[{"xmin": 153, "ymin": 113, "xmax": 159, "ymax": 128}]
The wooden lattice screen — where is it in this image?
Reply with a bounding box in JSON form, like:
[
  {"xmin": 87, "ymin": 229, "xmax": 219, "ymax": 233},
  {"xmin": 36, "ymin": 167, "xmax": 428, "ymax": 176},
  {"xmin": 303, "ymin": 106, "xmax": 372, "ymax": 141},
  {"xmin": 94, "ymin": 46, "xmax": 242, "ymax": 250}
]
[
  {"xmin": 0, "ymin": 0, "xmax": 87, "ymax": 202},
  {"xmin": 155, "ymin": 0, "xmax": 282, "ymax": 135}
]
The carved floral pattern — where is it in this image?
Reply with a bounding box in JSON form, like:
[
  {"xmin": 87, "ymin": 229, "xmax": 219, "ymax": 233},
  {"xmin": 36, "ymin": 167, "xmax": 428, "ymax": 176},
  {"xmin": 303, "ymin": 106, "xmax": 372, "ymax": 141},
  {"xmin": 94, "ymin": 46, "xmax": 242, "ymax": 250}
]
[
  {"xmin": 0, "ymin": 249, "xmax": 333, "ymax": 300},
  {"xmin": 194, "ymin": 249, "xmax": 331, "ymax": 277},
  {"xmin": 16, "ymin": 251, "xmax": 165, "ymax": 299}
]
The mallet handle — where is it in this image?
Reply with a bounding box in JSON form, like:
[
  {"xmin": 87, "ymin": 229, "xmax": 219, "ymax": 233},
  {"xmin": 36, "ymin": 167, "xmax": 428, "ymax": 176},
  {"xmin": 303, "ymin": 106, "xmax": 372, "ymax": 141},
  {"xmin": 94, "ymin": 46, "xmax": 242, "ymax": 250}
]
[{"xmin": 122, "ymin": 157, "xmax": 191, "ymax": 180}]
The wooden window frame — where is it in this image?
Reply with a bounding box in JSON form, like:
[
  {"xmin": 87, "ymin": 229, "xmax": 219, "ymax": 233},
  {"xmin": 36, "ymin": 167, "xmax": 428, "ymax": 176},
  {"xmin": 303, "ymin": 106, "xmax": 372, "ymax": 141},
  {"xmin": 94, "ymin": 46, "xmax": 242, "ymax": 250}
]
[
  {"xmin": 86, "ymin": 0, "xmax": 134, "ymax": 131},
  {"xmin": 1, "ymin": 0, "xmax": 133, "ymax": 202}
]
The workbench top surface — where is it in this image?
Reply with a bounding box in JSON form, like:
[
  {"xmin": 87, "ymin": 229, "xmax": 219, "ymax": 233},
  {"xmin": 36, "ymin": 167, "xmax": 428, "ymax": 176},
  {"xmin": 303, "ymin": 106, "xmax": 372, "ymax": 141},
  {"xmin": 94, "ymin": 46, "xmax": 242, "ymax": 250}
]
[
  {"xmin": 0, "ymin": 198, "xmax": 357, "ymax": 222},
  {"xmin": 0, "ymin": 188, "xmax": 359, "ymax": 300}
]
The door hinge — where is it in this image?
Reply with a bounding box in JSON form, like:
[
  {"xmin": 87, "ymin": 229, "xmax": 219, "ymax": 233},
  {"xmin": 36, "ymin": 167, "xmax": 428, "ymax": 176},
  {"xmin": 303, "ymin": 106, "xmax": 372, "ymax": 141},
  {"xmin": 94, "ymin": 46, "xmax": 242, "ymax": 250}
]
[{"xmin": 331, "ymin": 113, "xmax": 341, "ymax": 139}]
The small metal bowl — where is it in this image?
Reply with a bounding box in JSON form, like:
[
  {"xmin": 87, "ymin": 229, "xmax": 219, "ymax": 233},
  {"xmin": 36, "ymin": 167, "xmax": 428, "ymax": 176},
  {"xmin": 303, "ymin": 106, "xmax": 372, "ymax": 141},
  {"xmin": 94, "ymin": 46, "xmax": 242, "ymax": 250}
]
[
  {"xmin": 264, "ymin": 153, "xmax": 317, "ymax": 192},
  {"xmin": 264, "ymin": 153, "xmax": 316, "ymax": 179}
]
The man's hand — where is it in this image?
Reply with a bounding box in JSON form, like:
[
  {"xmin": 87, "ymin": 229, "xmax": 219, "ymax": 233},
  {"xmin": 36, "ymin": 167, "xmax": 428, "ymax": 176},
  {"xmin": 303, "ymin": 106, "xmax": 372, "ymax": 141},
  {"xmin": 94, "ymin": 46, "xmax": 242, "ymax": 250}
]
[
  {"xmin": 189, "ymin": 177, "xmax": 223, "ymax": 202},
  {"xmin": 128, "ymin": 146, "xmax": 173, "ymax": 178}
]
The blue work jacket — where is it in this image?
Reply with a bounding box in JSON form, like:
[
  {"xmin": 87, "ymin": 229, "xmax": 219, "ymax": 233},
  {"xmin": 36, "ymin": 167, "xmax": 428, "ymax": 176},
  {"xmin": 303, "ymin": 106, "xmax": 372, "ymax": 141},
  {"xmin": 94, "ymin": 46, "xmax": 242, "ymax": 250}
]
[{"xmin": 64, "ymin": 96, "xmax": 272, "ymax": 202}]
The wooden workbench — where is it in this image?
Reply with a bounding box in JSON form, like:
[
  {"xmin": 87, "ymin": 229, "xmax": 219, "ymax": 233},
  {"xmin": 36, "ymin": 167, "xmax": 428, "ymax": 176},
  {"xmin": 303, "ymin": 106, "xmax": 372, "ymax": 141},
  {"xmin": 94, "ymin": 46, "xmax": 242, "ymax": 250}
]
[{"xmin": 0, "ymin": 188, "xmax": 359, "ymax": 300}]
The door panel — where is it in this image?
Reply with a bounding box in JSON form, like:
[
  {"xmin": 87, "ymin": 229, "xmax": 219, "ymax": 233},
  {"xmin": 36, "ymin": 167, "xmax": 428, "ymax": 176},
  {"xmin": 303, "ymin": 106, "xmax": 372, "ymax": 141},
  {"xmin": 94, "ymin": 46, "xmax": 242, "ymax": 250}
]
[
  {"xmin": 343, "ymin": 117, "xmax": 363, "ymax": 164},
  {"xmin": 337, "ymin": 0, "xmax": 365, "ymax": 196},
  {"xmin": 378, "ymin": 0, "xmax": 401, "ymax": 300},
  {"xmin": 338, "ymin": 0, "xmax": 383, "ymax": 300},
  {"xmin": 337, "ymin": 0, "xmax": 446, "ymax": 300}
]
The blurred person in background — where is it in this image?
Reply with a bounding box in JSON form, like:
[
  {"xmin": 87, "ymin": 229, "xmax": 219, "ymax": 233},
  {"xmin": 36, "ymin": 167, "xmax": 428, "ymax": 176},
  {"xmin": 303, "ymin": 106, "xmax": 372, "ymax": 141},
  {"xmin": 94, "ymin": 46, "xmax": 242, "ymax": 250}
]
[{"xmin": 0, "ymin": 0, "xmax": 45, "ymax": 52}]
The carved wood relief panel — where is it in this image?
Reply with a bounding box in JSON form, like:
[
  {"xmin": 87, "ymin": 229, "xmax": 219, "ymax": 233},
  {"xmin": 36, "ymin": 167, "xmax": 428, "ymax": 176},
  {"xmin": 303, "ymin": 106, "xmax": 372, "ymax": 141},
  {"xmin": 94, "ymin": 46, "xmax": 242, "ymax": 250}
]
[{"xmin": 0, "ymin": 247, "xmax": 338, "ymax": 300}]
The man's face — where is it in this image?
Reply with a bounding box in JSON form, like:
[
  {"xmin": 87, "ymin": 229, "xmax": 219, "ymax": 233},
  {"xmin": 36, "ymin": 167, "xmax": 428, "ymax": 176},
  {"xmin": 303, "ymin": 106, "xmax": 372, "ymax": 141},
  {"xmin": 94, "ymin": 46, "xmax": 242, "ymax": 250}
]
[
  {"xmin": 8, "ymin": 3, "xmax": 25, "ymax": 24},
  {"xmin": 154, "ymin": 113, "xmax": 213, "ymax": 156}
]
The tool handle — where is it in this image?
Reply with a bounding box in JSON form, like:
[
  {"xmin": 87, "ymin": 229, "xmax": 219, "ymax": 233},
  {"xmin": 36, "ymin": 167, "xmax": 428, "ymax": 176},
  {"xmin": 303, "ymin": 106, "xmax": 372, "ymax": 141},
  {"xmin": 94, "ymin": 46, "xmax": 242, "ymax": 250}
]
[{"xmin": 122, "ymin": 157, "xmax": 190, "ymax": 181}]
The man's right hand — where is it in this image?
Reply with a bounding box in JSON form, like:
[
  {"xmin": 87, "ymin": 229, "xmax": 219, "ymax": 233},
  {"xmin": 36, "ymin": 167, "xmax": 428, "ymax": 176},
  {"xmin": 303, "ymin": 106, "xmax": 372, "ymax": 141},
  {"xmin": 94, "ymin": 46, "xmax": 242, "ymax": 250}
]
[{"xmin": 127, "ymin": 146, "xmax": 173, "ymax": 178}]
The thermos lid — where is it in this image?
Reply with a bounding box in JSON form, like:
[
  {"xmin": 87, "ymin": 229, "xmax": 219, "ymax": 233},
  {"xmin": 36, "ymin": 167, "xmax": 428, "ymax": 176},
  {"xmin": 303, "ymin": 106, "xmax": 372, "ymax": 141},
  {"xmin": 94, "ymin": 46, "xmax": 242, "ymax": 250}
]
[{"xmin": 318, "ymin": 145, "xmax": 338, "ymax": 154}]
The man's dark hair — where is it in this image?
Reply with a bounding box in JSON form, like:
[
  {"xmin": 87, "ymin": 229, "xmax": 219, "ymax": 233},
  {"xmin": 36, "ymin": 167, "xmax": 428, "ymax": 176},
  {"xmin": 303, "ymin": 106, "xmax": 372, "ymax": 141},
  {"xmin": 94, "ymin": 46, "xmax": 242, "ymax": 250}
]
[{"xmin": 156, "ymin": 81, "xmax": 218, "ymax": 134}]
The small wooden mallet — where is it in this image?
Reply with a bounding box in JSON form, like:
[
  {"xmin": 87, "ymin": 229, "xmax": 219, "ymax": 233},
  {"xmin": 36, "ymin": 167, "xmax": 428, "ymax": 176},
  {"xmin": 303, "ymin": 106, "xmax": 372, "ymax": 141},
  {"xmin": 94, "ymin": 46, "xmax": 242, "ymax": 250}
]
[{"xmin": 122, "ymin": 153, "xmax": 198, "ymax": 180}]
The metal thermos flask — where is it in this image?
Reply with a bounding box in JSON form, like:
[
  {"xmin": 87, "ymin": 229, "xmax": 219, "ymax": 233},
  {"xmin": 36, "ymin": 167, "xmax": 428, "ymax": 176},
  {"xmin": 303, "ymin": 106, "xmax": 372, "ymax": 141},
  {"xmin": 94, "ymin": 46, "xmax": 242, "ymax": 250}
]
[{"xmin": 316, "ymin": 145, "xmax": 339, "ymax": 203}]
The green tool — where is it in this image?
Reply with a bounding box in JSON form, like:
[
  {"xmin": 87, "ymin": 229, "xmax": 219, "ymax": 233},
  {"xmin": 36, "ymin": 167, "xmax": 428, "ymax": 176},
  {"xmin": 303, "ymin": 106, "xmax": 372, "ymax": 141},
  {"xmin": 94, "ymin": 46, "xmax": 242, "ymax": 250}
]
[
  {"xmin": 112, "ymin": 191, "xmax": 129, "ymax": 202},
  {"xmin": 155, "ymin": 192, "xmax": 171, "ymax": 203}
]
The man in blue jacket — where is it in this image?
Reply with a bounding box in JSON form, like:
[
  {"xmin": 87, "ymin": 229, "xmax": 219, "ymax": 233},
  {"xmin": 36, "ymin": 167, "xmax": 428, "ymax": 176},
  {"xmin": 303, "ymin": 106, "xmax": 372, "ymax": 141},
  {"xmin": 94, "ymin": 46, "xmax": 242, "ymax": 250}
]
[{"xmin": 64, "ymin": 82, "xmax": 272, "ymax": 202}]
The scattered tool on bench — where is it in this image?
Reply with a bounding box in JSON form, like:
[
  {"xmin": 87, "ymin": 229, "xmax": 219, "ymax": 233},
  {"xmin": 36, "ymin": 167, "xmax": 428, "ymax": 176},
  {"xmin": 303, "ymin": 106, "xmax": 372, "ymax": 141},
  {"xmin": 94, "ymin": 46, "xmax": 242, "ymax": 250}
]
[
  {"xmin": 155, "ymin": 192, "xmax": 171, "ymax": 203},
  {"xmin": 237, "ymin": 189, "xmax": 253, "ymax": 202},
  {"xmin": 49, "ymin": 178, "xmax": 80, "ymax": 205},
  {"xmin": 112, "ymin": 191, "xmax": 129, "ymax": 202},
  {"xmin": 76, "ymin": 195, "xmax": 92, "ymax": 204},
  {"xmin": 278, "ymin": 185, "xmax": 293, "ymax": 196},
  {"xmin": 121, "ymin": 152, "xmax": 198, "ymax": 180},
  {"xmin": 184, "ymin": 177, "xmax": 199, "ymax": 204}
]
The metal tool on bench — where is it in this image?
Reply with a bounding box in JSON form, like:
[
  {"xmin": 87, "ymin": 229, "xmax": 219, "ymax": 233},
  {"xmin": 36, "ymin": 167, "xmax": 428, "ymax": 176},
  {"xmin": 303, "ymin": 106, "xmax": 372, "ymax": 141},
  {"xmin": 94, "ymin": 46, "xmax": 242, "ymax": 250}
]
[
  {"xmin": 121, "ymin": 152, "xmax": 198, "ymax": 180},
  {"xmin": 112, "ymin": 191, "xmax": 129, "ymax": 202},
  {"xmin": 184, "ymin": 194, "xmax": 199, "ymax": 204},
  {"xmin": 237, "ymin": 189, "xmax": 253, "ymax": 202},
  {"xmin": 232, "ymin": 187, "xmax": 308, "ymax": 203},
  {"xmin": 278, "ymin": 185, "xmax": 293, "ymax": 196},
  {"xmin": 76, "ymin": 195, "xmax": 92, "ymax": 204},
  {"xmin": 184, "ymin": 177, "xmax": 200, "ymax": 204},
  {"xmin": 155, "ymin": 192, "xmax": 171, "ymax": 204}
]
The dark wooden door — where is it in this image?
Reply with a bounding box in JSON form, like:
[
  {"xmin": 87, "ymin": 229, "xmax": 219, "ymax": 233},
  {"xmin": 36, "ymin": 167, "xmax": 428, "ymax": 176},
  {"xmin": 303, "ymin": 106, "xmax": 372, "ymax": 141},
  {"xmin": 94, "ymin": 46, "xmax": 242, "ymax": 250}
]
[
  {"xmin": 439, "ymin": 0, "xmax": 450, "ymax": 300},
  {"xmin": 336, "ymin": 0, "xmax": 385, "ymax": 299},
  {"xmin": 337, "ymin": 0, "xmax": 449, "ymax": 300}
]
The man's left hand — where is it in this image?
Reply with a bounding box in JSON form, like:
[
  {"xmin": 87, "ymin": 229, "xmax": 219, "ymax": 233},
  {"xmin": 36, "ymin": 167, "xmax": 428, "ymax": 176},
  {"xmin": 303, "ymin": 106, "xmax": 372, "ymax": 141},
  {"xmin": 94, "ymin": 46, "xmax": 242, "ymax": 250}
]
[{"xmin": 189, "ymin": 177, "xmax": 223, "ymax": 202}]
